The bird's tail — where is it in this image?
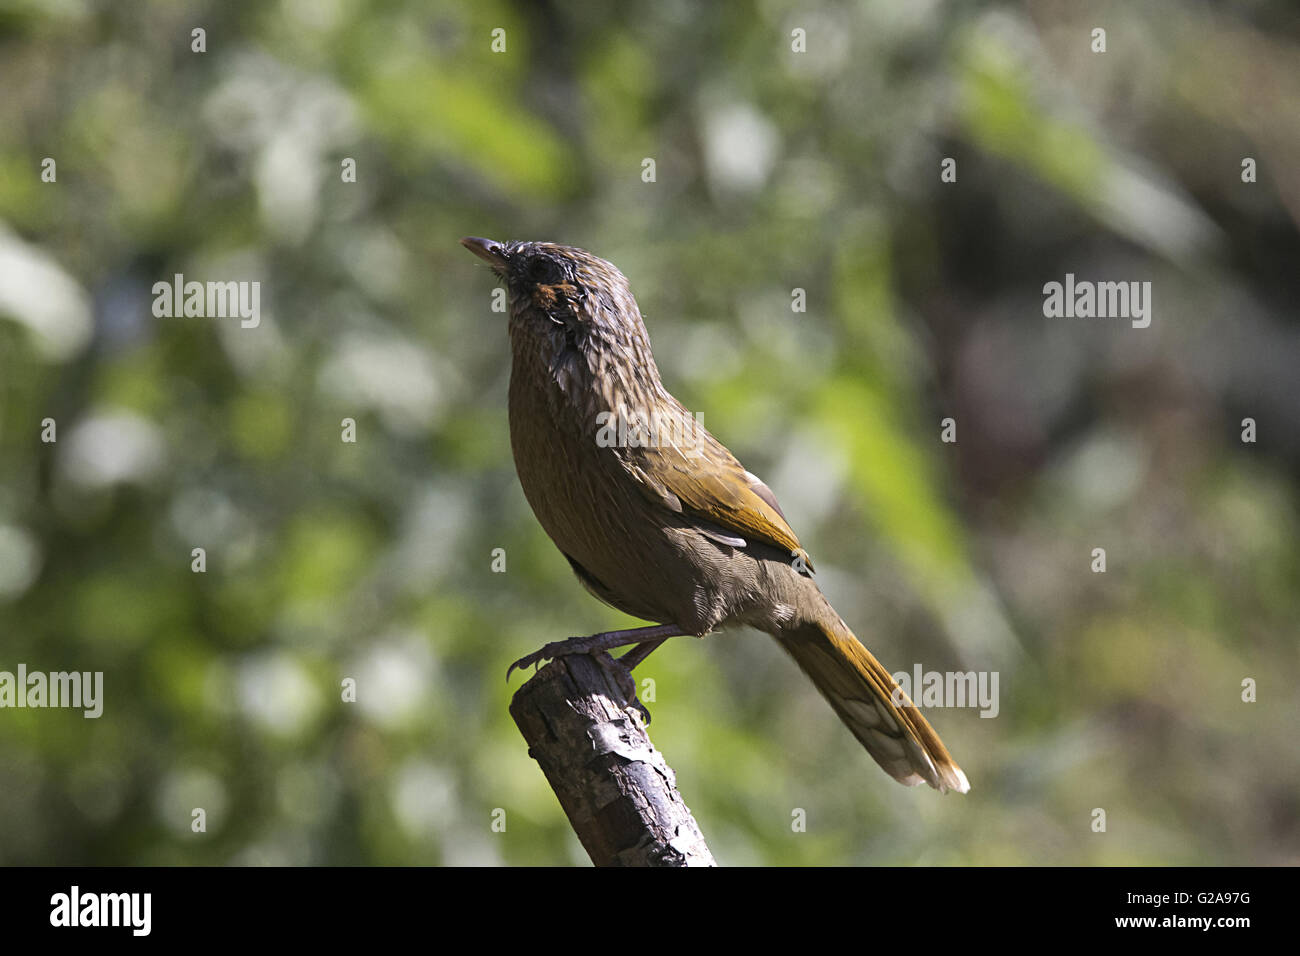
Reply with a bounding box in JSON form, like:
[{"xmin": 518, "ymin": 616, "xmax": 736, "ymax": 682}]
[{"xmin": 772, "ymin": 595, "xmax": 970, "ymax": 794}]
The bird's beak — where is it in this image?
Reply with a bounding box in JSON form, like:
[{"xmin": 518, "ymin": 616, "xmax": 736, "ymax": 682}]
[{"xmin": 460, "ymin": 236, "xmax": 510, "ymax": 274}]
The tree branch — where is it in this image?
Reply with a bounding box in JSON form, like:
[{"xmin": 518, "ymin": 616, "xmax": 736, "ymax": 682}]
[{"xmin": 509, "ymin": 651, "xmax": 715, "ymax": 867}]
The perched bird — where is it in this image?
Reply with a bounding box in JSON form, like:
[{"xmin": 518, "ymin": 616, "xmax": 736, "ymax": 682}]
[{"xmin": 463, "ymin": 236, "xmax": 969, "ymax": 794}]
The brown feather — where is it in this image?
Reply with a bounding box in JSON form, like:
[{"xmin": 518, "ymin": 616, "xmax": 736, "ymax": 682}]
[{"xmin": 470, "ymin": 237, "xmax": 967, "ymax": 794}]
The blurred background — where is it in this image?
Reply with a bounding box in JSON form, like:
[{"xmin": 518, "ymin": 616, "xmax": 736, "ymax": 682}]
[{"xmin": 0, "ymin": 0, "xmax": 1297, "ymax": 865}]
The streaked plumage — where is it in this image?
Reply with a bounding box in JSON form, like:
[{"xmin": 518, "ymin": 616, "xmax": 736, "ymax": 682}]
[{"xmin": 463, "ymin": 237, "xmax": 969, "ymax": 794}]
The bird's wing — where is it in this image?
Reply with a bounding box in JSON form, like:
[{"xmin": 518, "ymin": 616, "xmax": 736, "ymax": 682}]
[{"xmin": 624, "ymin": 407, "xmax": 813, "ymax": 567}]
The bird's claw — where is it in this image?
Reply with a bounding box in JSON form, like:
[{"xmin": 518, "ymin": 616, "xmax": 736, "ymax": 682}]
[
  {"xmin": 627, "ymin": 695, "xmax": 652, "ymax": 726},
  {"xmin": 505, "ymin": 644, "xmax": 653, "ymax": 724},
  {"xmin": 505, "ymin": 648, "xmax": 548, "ymax": 681},
  {"xmin": 505, "ymin": 638, "xmax": 583, "ymax": 681}
]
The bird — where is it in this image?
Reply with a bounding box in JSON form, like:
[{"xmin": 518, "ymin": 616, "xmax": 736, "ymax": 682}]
[{"xmin": 462, "ymin": 236, "xmax": 969, "ymax": 794}]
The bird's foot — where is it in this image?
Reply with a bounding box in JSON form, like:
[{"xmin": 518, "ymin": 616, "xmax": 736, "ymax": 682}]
[
  {"xmin": 506, "ymin": 633, "xmax": 612, "ymax": 680},
  {"xmin": 506, "ymin": 625, "xmax": 680, "ymax": 681},
  {"xmin": 505, "ymin": 635, "xmax": 654, "ymax": 724},
  {"xmin": 506, "ymin": 625, "xmax": 684, "ymax": 725}
]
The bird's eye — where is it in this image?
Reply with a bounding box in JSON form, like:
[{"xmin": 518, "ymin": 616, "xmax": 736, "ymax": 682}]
[{"xmin": 527, "ymin": 257, "xmax": 564, "ymax": 285}]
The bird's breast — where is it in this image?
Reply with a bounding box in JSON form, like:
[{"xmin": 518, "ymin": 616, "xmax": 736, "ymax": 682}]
[
  {"xmin": 506, "ymin": 352, "xmax": 706, "ymax": 626},
  {"xmin": 507, "ymin": 356, "xmax": 629, "ymax": 555}
]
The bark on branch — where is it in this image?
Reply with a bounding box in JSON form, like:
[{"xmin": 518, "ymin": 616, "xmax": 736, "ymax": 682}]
[{"xmin": 509, "ymin": 651, "xmax": 715, "ymax": 867}]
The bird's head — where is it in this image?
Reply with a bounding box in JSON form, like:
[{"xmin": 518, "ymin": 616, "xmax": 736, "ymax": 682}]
[
  {"xmin": 460, "ymin": 237, "xmax": 631, "ymax": 324},
  {"xmin": 460, "ymin": 237, "xmax": 662, "ymax": 400}
]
